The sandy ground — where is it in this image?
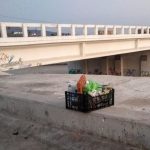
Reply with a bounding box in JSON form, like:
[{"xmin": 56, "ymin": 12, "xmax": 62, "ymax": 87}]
[{"xmin": 0, "ymin": 65, "xmax": 150, "ymax": 150}]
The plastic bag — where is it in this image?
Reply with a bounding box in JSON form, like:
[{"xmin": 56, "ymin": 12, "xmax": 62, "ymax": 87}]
[
  {"xmin": 83, "ymin": 80, "xmax": 102, "ymax": 95},
  {"xmin": 68, "ymin": 81, "xmax": 77, "ymax": 93}
]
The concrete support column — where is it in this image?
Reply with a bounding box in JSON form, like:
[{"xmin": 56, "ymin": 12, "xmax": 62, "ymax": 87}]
[
  {"xmin": 22, "ymin": 24, "xmax": 28, "ymax": 37},
  {"xmin": 141, "ymin": 28, "xmax": 144, "ymax": 34},
  {"xmin": 71, "ymin": 25, "xmax": 75, "ymax": 36},
  {"xmin": 41, "ymin": 24, "xmax": 46, "ymax": 37},
  {"xmin": 94, "ymin": 25, "xmax": 98, "ymax": 35},
  {"xmin": 129, "ymin": 27, "xmax": 132, "ymax": 34},
  {"xmin": 83, "ymin": 25, "xmax": 87, "ymax": 36},
  {"xmin": 146, "ymin": 27, "xmax": 149, "ymax": 34},
  {"xmin": 1, "ymin": 23, "xmax": 7, "ymax": 38},
  {"xmin": 121, "ymin": 26, "xmax": 124, "ymax": 35},
  {"xmin": 121, "ymin": 55, "xmax": 124, "ymax": 76},
  {"xmin": 113, "ymin": 26, "xmax": 117, "ymax": 35},
  {"xmin": 135, "ymin": 27, "xmax": 139, "ymax": 34},
  {"xmin": 104, "ymin": 26, "xmax": 108, "ymax": 35},
  {"xmin": 57, "ymin": 24, "xmax": 62, "ymax": 36},
  {"xmin": 106, "ymin": 57, "xmax": 109, "ymax": 75}
]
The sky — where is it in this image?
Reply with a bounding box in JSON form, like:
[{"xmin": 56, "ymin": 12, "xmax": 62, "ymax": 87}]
[{"xmin": 0, "ymin": 0, "xmax": 150, "ymax": 25}]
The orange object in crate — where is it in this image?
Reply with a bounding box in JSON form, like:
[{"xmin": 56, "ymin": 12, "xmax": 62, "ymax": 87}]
[{"xmin": 77, "ymin": 75, "xmax": 86, "ymax": 94}]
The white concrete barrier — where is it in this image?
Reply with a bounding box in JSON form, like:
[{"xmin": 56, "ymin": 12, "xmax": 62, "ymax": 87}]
[{"xmin": 0, "ymin": 88, "xmax": 149, "ymax": 149}]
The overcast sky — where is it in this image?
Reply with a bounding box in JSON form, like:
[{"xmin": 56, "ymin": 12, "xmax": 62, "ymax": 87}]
[{"xmin": 0, "ymin": 0, "xmax": 150, "ymax": 25}]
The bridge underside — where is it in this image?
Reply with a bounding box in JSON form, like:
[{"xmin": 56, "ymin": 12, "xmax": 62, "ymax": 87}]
[{"xmin": 68, "ymin": 50, "xmax": 150, "ymax": 77}]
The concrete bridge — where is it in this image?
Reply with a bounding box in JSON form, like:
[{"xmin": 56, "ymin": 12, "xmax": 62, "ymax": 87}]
[{"xmin": 0, "ymin": 22, "xmax": 150, "ymax": 75}]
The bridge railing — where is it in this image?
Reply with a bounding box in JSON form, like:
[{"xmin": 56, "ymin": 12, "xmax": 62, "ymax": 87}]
[{"xmin": 0, "ymin": 22, "xmax": 150, "ymax": 38}]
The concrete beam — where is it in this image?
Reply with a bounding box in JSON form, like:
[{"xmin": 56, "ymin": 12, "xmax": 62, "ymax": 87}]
[
  {"xmin": 71, "ymin": 25, "xmax": 75, "ymax": 36},
  {"xmin": 146, "ymin": 27, "xmax": 149, "ymax": 34},
  {"xmin": 41, "ymin": 24, "xmax": 46, "ymax": 37},
  {"xmin": 104, "ymin": 26, "xmax": 108, "ymax": 35},
  {"xmin": 22, "ymin": 24, "xmax": 28, "ymax": 37},
  {"xmin": 83, "ymin": 25, "xmax": 87, "ymax": 36},
  {"xmin": 121, "ymin": 55, "xmax": 124, "ymax": 76},
  {"xmin": 113, "ymin": 26, "xmax": 117, "ymax": 35},
  {"xmin": 135, "ymin": 27, "xmax": 139, "ymax": 34},
  {"xmin": 94, "ymin": 25, "xmax": 98, "ymax": 35},
  {"xmin": 121, "ymin": 26, "xmax": 125, "ymax": 35},
  {"xmin": 0, "ymin": 23, "xmax": 7, "ymax": 38},
  {"xmin": 129, "ymin": 27, "xmax": 132, "ymax": 34},
  {"xmin": 57, "ymin": 24, "xmax": 62, "ymax": 36}
]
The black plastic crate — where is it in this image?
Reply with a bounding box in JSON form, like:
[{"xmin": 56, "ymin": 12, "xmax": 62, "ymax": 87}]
[{"xmin": 65, "ymin": 89, "xmax": 114, "ymax": 112}]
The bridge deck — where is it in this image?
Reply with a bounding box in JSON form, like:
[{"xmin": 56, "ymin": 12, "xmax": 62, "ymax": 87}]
[{"xmin": 1, "ymin": 22, "xmax": 150, "ymax": 70}]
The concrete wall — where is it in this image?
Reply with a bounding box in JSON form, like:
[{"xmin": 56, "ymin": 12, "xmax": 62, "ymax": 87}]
[
  {"xmin": 122, "ymin": 53, "xmax": 141, "ymax": 76},
  {"xmin": 68, "ymin": 58, "xmax": 106, "ymax": 74},
  {"xmin": 68, "ymin": 50, "xmax": 150, "ymax": 76},
  {"xmin": 68, "ymin": 60, "xmax": 84, "ymax": 73},
  {"xmin": 68, "ymin": 56, "xmax": 122, "ymax": 75},
  {"xmin": 86, "ymin": 58, "xmax": 102, "ymax": 74},
  {"xmin": 140, "ymin": 51, "xmax": 150, "ymax": 76}
]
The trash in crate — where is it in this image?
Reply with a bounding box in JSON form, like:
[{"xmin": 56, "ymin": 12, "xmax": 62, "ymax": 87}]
[
  {"xmin": 67, "ymin": 80, "xmax": 78, "ymax": 106},
  {"xmin": 77, "ymin": 74, "xmax": 86, "ymax": 94},
  {"xmin": 65, "ymin": 75, "xmax": 114, "ymax": 112}
]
